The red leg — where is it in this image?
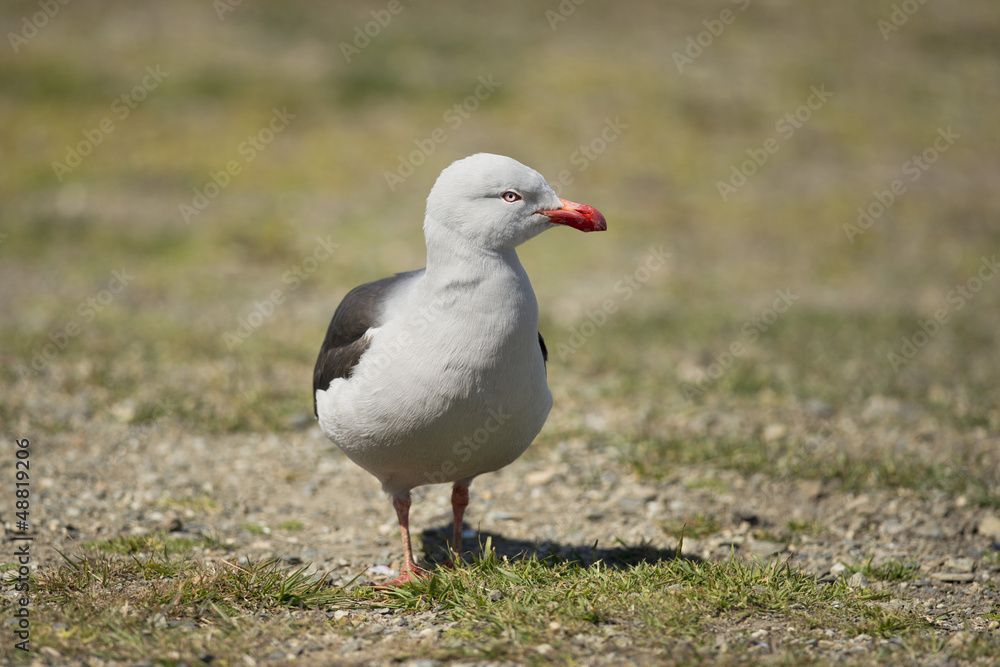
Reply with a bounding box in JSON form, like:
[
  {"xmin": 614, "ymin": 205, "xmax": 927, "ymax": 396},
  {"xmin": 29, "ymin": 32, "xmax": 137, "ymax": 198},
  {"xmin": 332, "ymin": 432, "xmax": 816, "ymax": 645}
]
[
  {"xmin": 375, "ymin": 492, "xmax": 425, "ymax": 587},
  {"xmin": 451, "ymin": 482, "xmax": 470, "ymax": 557}
]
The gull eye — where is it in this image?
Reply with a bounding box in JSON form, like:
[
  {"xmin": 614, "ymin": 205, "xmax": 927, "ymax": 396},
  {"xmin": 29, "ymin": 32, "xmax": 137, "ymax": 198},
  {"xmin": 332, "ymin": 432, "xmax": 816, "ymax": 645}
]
[{"xmin": 501, "ymin": 190, "xmax": 521, "ymax": 203}]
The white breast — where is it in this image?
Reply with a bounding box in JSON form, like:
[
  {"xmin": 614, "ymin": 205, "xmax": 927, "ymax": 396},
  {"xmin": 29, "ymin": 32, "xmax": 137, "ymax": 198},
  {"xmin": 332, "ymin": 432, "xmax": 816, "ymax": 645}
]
[{"xmin": 315, "ymin": 255, "xmax": 552, "ymax": 496}]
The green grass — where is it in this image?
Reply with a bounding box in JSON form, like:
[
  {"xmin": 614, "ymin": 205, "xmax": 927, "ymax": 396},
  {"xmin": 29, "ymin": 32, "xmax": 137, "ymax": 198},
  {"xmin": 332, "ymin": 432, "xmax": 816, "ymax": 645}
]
[
  {"xmin": 28, "ymin": 544, "xmax": 352, "ymax": 664},
  {"xmin": 658, "ymin": 513, "xmax": 722, "ymax": 539},
  {"xmin": 373, "ymin": 544, "xmax": 923, "ymax": 663},
  {"xmin": 784, "ymin": 520, "xmax": 826, "ymax": 538},
  {"xmin": 19, "ymin": 534, "xmax": 939, "ymax": 665},
  {"xmin": 84, "ymin": 533, "xmax": 206, "ymax": 556},
  {"xmin": 622, "ymin": 432, "xmax": 999, "ymax": 508},
  {"xmin": 18, "ymin": 535, "xmax": 998, "ymax": 664},
  {"xmin": 843, "ymin": 557, "xmax": 921, "ymax": 583}
]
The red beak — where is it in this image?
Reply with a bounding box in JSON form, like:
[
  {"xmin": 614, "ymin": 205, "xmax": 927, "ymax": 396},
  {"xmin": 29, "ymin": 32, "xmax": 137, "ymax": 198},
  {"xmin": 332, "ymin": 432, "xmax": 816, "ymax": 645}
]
[{"xmin": 537, "ymin": 198, "xmax": 607, "ymax": 232}]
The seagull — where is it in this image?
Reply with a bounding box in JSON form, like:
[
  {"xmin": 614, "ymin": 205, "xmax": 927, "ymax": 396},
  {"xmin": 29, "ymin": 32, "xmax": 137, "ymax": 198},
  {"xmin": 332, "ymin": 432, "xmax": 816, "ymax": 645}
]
[{"xmin": 313, "ymin": 153, "xmax": 606, "ymax": 585}]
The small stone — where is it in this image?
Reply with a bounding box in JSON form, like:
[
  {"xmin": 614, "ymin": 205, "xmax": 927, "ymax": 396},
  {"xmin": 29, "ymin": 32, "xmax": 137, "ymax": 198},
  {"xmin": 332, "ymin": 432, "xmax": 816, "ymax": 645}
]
[
  {"xmin": 831, "ymin": 562, "xmax": 848, "ymax": 576},
  {"xmin": 977, "ymin": 514, "xmax": 1000, "ymax": 540},
  {"xmin": 524, "ymin": 469, "xmax": 556, "ymax": 485},
  {"xmin": 987, "ymin": 620, "xmax": 999, "ymax": 631},
  {"xmin": 848, "ymin": 572, "xmax": 868, "ymax": 589},
  {"xmin": 806, "ymin": 399, "xmax": 835, "ymax": 419},
  {"xmin": 549, "ymin": 621, "xmax": 562, "ymax": 631},
  {"xmin": 333, "ymin": 610, "xmax": 350, "ymax": 621},
  {"xmin": 340, "ymin": 639, "xmax": 363, "ymax": 653},
  {"xmin": 535, "ymin": 644, "xmax": 554, "ymax": 655},
  {"xmin": 944, "ymin": 557, "xmax": 976, "ymax": 573},
  {"xmin": 913, "ymin": 523, "xmax": 945, "ymax": 540},
  {"xmin": 487, "ymin": 589, "xmax": 503, "ymax": 601},
  {"xmin": 110, "ymin": 400, "xmax": 136, "ymax": 423},
  {"xmin": 762, "ymin": 423, "xmax": 787, "ymax": 443},
  {"xmin": 163, "ymin": 516, "xmax": 184, "ymax": 532},
  {"xmin": 797, "ymin": 479, "xmax": 823, "ymax": 500},
  {"xmin": 878, "ymin": 518, "xmax": 906, "ymax": 536},
  {"xmin": 746, "ymin": 539, "xmax": 786, "ymax": 558},
  {"xmin": 932, "ymin": 572, "xmax": 975, "ymax": 583}
]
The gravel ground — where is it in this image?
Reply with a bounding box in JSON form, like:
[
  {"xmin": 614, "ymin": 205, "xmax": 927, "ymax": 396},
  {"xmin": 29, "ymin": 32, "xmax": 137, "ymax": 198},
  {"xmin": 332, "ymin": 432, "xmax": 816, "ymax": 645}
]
[{"xmin": 8, "ymin": 383, "xmax": 1000, "ymax": 665}]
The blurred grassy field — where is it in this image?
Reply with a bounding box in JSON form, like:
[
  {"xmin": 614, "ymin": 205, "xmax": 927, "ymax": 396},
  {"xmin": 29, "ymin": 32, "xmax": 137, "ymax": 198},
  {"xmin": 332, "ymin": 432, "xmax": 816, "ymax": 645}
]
[
  {"xmin": 3, "ymin": 0, "xmax": 1000, "ymax": 663},
  {"xmin": 3, "ymin": 0, "xmax": 998, "ymax": 464}
]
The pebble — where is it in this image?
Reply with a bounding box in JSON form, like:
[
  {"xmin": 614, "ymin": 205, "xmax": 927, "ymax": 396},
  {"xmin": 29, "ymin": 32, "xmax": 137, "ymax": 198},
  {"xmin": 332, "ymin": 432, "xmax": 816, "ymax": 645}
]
[
  {"xmin": 745, "ymin": 539, "xmax": 786, "ymax": 558},
  {"xmin": 797, "ymin": 479, "xmax": 823, "ymax": 500},
  {"xmin": 762, "ymin": 423, "xmax": 787, "ymax": 443},
  {"xmin": 944, "ymin": 557, "xmax": 976, "ymax": 573},
  {"xmin": 524, "ymin": 469, "xmax": 557, "ymax": 486},
  {"xmin": 805, "ymin": 399, "xmax": 835, "ymax": 419},
  {"xmin": 932, "ymin": 572, "xmax": 976, "ymax": 583},
  {"xmin": 339, "ymin": 640, "xmax": 363, "ymax": 653},
  {"xmin": 977, "ymin": 514, "xmax": 1000, "ymax": 540}
]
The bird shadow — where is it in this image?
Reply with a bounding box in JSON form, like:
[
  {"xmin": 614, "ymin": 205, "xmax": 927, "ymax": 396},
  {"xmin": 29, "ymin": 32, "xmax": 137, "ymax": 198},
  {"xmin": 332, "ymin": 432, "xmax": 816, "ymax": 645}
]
[{"xmin": 418, "ymin": 523, "xmax": 701, "ymax": 570}]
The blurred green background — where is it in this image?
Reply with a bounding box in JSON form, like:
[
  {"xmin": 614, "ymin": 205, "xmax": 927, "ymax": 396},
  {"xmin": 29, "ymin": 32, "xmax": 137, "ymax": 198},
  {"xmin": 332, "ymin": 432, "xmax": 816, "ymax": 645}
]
[{"xmin": 1, "ymin": 0, "xmax": 998, "ymax": 490}]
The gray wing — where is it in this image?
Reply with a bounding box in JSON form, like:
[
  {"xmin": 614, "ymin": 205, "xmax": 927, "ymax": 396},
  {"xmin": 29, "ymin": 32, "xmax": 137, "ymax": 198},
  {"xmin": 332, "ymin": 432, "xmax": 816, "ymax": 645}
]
[{"xmin": 312, "ymin": 270, "xmax": 421, "ymax": 416}]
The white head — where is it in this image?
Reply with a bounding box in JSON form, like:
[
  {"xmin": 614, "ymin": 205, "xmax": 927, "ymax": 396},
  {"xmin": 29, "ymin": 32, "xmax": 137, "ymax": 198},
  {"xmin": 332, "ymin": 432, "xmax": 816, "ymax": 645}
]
[{"xmin": 425, "ymin": 153, "xmax": 606, "ymax": 251}]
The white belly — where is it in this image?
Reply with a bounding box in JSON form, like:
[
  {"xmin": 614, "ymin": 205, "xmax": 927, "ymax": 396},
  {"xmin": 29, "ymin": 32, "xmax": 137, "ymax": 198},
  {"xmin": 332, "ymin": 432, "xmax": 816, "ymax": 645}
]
[{"xmin": 316, "ymin": 274, "xmax": 552, "ymax": 495}]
